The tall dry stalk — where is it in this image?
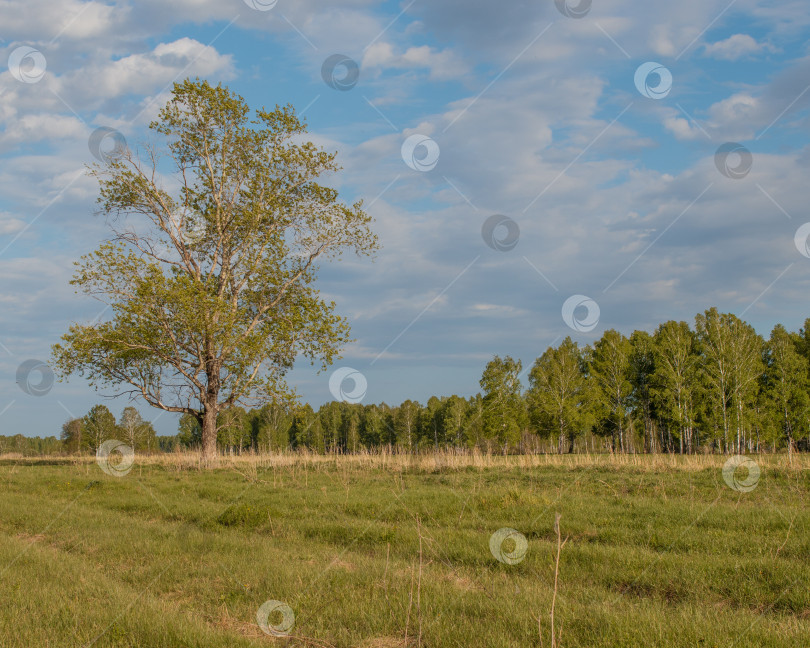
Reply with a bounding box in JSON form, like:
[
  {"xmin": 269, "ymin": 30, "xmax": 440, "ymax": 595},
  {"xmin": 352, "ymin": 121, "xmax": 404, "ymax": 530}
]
[
  {"xmin": 6, "ymin": 449, "xmax": 808, "ymax": 475},
  {"xmin": 540, "ymin": 512, "xmax": 569, "ymax": 648},
  {"xmin": 417, "ymin": 515, "xmax": 423, "ymax": 647}
]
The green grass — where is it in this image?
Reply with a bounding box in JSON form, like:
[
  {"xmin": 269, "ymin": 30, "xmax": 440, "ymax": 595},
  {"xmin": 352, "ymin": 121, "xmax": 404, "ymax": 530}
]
[{"xmin": 0, "ymin": 454, "xmax": 808, "ymax": 647}]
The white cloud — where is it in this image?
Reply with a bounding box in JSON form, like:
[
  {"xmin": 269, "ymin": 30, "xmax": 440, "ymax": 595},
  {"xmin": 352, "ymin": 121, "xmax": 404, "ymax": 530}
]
[
  {"xmin": 0, "ymin": 113, "xmax": 85, "ymax": 151},
  {"xmin": 708, "ymin": 92, "xmax": 760, "ymax": 121},
  {"xmin": 703, "ymin": 34, "xmax": 774, "ymax": 60},
  {"xmin": 0, "ymin": 0, "xmax": 121, "ymax": 43},
  {"xmin": 362, "ymin": 42, "xmax": 468, "ymax": 81},
  {"xmin": 362, "ymin": 41, "xmax": 395, "ymax": 68},
  {"xmin": 0, "ymin": 212, "xmax": 25, "ymax": 235},
  {"xmin": 649, "ymin": 23, "xmax": 677, "ymax": 57},
  {"xmin": 54, "ymin": 37, "xmax": 235, "ymax": 108},
  {"xmin": 663, "ymin": 116, "xmax": 704, "ymax": 141}
]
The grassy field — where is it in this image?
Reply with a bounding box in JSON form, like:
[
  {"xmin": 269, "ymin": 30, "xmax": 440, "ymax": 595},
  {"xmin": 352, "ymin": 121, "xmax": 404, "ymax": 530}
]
[{"xmin": 0, "ymin": 452, "xmax": 808, "ymax": 647}]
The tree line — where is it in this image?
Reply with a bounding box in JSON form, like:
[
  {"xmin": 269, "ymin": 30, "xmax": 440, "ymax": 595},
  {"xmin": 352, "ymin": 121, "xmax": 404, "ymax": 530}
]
[
  {"xmin": 521, "ymin": 308, "xmax": 810, "ymax": 455},
  {"xmin": 2, "ymin": 405, "xmax": 171, "ymax": 456},
  {"xmin": 60, "ymin": 405, "xmax": 166, "ymax": 453},
  {"xmin": 16, "ymin": 308, "xmax": 810, "ymax": 457},
  {"xmin": 174, "ymin": 307, "xmax": 810, "ymax": 456}
]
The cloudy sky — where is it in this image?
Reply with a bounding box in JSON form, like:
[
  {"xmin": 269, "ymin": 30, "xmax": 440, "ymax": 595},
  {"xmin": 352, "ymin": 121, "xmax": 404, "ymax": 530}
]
[{"xmin": 2, "ymin": 0, "xmax": 810, "ymax": 436}]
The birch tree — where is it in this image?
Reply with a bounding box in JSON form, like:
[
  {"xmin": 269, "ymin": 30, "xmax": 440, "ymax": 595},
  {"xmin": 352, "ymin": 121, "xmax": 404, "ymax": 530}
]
[
  {"xmin": 527, "ymin": 337, "xmax": 589, "ymax": 454},
  {"xmin": 51, "ymin": 79, "xmax": 377, "ymax": 464},
  {"xmin": 764, "ymin": 324, "xmax": 809, "ymax": 457},
  {"xmin": 651, "ymin": 321, "xmax": 699, "ymax": 453},
  {"xmin": 590, "ymin": 330, "xmax": 633, "ymax": 452}
]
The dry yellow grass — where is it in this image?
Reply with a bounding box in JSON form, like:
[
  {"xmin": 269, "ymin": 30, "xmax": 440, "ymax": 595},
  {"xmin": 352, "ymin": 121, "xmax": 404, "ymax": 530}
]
[{"xmin": 5, "ymin": 447, "xmax": 808, "ymax": 474}]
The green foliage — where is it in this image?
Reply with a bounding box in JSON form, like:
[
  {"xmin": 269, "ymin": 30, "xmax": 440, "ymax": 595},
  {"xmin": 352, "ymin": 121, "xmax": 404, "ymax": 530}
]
[
  {"xmin": 217, "ymin": 406, "xmax": 251, "ymax": 454},
  {"xmin": 155, "ymin": 435, "xmax": 180, "ymax": 452},
  {"xmin": 629, "ymin": 330, "xmax": 656, "ymax": 452},
  {"xmin": 82, "ymin": 404, "xmax": 118, "ymax": 453},
  {"xmin": 177, "ymin": 413, "xmax": 201, "ymax": 448},
  {"xmin": 650, "ymin": 321, "xmax": 700, "ymax": 453},
  {"xmin": 60, "ymin": 418, "xmax": 84, "ymax": 453},
  {"xmin": 0, "ymin": 434, "xmax": 62, "ymax": 456},
  {"xmin": 763, "ymin": 324, "xmax": 810, "ymax": 451},
  {"xmin": 359, "ymin": 404, "xmax": 389, "ymax": 448},
  {"xmin": 394, "ymin": 399, "xmax": 421, "ymax": 451},
  {"xmin": 695, "ymin": 308, "xmax": 764, "ymax": 452},
  {"xmin": 250, "ymin": 402, "xmax": 293, "ymax": 451},
  {"xmin": 590, "ymin": 330, "xmax": 634, "ymax": 452},
  {"xmin": 290, "ymin": 403, "xmax": 321, "ymax": 451},
  {"xmin": 479, "ymin": 355, "xmax": 527, "ymax": 448},
  {"xmin": 340, "ymin": 404, "xmax": 362, "ymax": 453},
  {"xmin": 441, "ymin": 395, "xmax": 470, "ymax": 447},
  {"xmin": 527, "ymin": 337, "xmax": 590, "ymax": 453},
  {"xmin": 318, "ymin": 400, "xmax": 343, "ymax": 451},
  {"xmin": 51, "ymin": 78, "xmax": 378, "ymax": 460},
  {"xmin": 118, "ymin": 406, "xmax": 156, "ymax": 451}
]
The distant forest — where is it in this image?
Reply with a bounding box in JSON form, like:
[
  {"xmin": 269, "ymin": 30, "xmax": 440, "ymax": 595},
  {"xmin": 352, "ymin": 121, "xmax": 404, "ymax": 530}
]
[{"xmin": 5, "ymin": 307, "xmax": 810, "ymax": 456}]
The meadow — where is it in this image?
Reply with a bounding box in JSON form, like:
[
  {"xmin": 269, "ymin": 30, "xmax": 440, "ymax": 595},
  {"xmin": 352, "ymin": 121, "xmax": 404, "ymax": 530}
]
[{"xmin": 0, "ymin": 452, "xmax": 808, "ymax": 647}]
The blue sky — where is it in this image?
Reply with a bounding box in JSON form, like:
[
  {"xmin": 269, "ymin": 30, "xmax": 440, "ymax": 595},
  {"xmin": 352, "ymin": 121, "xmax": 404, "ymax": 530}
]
[{"xmin": 2, "ymin": 0, "xmax": 810, "ymax": 436}]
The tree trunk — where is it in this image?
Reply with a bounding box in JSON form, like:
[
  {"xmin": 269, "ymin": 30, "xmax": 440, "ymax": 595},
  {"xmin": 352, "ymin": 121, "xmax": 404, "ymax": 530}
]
[
  {"xmin": 202, "ymin": 405, "xmax": 218, "ymax": 465},
  {"xmin": 202, "ymin": 355, "xmax": 221, "ymax": 465},
  {"xmin": 786, "ymin": 413, "xmax": 794, "ymax": 463}
]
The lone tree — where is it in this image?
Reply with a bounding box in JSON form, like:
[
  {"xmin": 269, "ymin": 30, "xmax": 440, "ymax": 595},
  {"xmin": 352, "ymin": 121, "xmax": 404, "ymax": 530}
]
[{"xmin": 52, "ymin": 79, "xmax": 377, "ymax": 464}]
